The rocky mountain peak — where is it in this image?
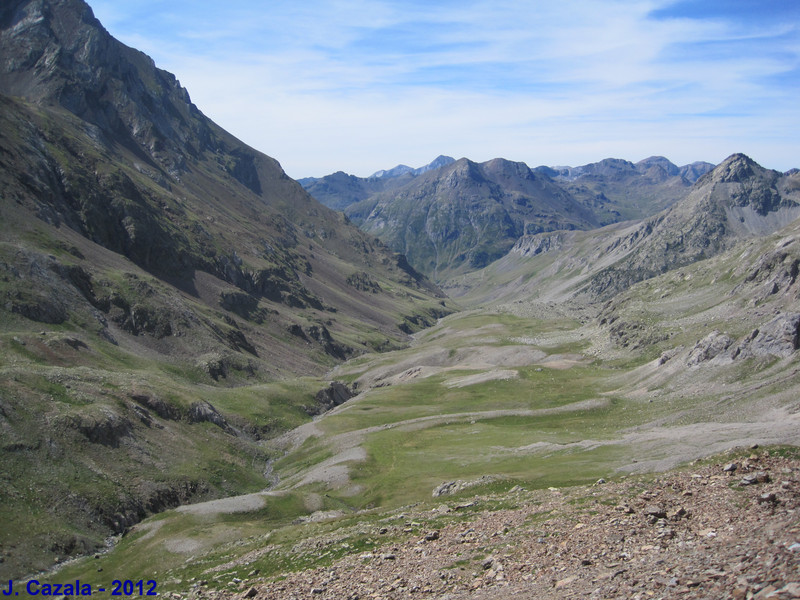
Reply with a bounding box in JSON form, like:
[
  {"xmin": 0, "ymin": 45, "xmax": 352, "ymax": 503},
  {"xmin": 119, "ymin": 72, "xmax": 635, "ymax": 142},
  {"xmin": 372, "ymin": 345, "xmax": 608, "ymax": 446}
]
[
  {"xmin": 482, "ymin": 157, "xmax": 535, "ymax": 181},
  {"xmin": 583, "ymin": 158, "xmax": 638, "ymax": 180},
  {"xmin": 445, "ymin": 157, "xmax": 484, "ymax": 182},
  {"xmin": 587, "ymin": 154, "xmax": 800, "ymax": 299},
  {"xmin": 0, "ymin": 0, "xmax": 216, "ymax": 178},
  {"xmin": 679, "ymin": 161, "xmax": 715, "ymax": 183},
  {"xmin": 711, "ymin": 153, "xmax": 761, "ymax": 184},
  {"xmin": 635, "ymin": 156, "xmax": 680, "ymax": 181},
  {"xmin": 370, "ymin": 155, "xmax": 456, "ymax": 179},
  {"xmin": 370, "ymin": 163, "xmax": 414, "ymax": 179},
  {"xmin": 417, "ymin": 154, "xmax": 456, "ymax": 174}
]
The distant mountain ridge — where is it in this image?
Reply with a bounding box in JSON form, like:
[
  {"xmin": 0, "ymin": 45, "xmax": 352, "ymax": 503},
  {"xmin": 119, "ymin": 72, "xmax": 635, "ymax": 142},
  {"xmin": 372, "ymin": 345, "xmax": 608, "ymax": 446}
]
[
  {"xmin": 302, "ymin": 154, "xmax": 716, "ymax": 280},
  {"xmin": 343, "ymin": 157, "xmax": 600, "ymax": 279},
  {"xmin": 541, "ymin": 156, "xmax": 713, "ymax": 183},
  {"xmin": 587, "ymin": 153, "xmax": 800, "ymax": 298},
  {"xmin": 298, "ymin": 156, "xmax": 457, "ymax": 211},
  {"xmin": 445, "ymin": 153, "xmax": 800, "ymax": 314},
  {"xmin": 369, "ymin": 155, "xmax": 456, "ymax": 179},
  {"xmin": 533, "ymin": 156, "xmax": 716, "ymax": 225}
]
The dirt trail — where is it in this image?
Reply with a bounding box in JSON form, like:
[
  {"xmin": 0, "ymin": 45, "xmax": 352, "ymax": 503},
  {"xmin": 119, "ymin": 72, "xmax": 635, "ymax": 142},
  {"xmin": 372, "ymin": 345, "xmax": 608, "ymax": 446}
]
[{"xmin": 175, "ymin": 491, "xmax": 283, "ymax": 517}]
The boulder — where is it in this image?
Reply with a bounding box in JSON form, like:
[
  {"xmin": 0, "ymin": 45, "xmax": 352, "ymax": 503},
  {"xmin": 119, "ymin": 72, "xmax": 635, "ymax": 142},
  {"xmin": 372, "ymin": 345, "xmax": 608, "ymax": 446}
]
[
  {"xmin": 735, "ymin": 313, "xmax": 800, "ymax": 359},
  {"xmin": 686, "ymin": 331, "xmax": 734, "ymax": 366}
]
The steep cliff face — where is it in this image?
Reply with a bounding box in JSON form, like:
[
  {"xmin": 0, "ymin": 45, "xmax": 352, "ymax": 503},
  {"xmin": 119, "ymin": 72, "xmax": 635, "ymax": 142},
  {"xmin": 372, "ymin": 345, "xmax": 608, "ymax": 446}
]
[{"xmin": 0, "ymin": 0, "xmax": 212, "ymax": 176}]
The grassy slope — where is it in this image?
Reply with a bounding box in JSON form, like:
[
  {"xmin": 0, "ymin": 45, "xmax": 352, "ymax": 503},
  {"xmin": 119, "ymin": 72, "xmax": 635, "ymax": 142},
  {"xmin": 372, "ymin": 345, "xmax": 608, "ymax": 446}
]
[{"xmin": 0, "ymin": 95, "xmax": 455, "ymax": 579}]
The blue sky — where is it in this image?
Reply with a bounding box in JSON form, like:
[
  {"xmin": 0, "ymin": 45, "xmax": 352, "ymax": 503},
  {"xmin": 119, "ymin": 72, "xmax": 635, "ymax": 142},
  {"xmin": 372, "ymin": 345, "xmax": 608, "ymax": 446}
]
[{"xmin": 89, "ymin": 0, "xmax": 799, "ymax": 178}]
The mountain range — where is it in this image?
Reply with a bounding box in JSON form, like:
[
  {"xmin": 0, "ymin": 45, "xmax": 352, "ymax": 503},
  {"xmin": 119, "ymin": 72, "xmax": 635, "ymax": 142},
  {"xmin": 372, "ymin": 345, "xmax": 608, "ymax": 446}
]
[
  {"xmin": 2, "ymin": 0, "xmax": 800, "ymax": 588},
  {"xmin": 301, "ymin": 155, "xmax": 717, "ymax": 280}
]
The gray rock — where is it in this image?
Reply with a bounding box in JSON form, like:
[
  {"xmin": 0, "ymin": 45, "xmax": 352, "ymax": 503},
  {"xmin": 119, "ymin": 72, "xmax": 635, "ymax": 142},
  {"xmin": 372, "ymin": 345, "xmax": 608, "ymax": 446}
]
[
  {"xmin": 735, "ymin": 313, "xmax": 800, "ymax": 359},
  {"xmin": 432, "ymin": 475, "xmax": 497, "ymax": 497},
  {"xmin": 188, "ymin": 401, "xmax": 230, "ymax": 431},
  {"xmin": 740, "ymin": 474, "xmax": 758, "ymax": 486},
  {"xmin": 740, "ymin": 472, "xmax": 770, "ymax": 486},
  {"xmin": 311, "ymin": 382, "xmax": 355, "ymax": 415},
  {"xmin": 687, "ymin": 331, "xmax": 734, "ymax": 366},
  {"xmin": 63, "ymin": 408, "xmax": 132, "ymax": 447}
]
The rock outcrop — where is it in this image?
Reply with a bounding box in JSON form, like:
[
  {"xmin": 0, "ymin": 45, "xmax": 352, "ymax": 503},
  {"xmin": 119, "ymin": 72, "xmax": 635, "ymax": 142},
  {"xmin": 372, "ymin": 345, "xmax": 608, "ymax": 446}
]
[{"xmin": 307, "ymin": 382, "xmax": 356, "ymax": 416}]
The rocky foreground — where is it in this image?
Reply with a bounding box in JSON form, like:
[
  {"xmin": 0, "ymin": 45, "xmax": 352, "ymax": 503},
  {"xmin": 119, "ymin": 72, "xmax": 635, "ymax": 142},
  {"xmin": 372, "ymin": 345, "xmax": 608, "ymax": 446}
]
[{"xmin": 192, "ymin": 449, "xmax": 800, "ymax": 600}]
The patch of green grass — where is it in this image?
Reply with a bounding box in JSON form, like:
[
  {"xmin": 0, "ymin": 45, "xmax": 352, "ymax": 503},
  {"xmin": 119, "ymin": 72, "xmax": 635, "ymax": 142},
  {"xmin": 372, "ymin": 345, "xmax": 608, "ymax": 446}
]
[
  {"xmin": 198, "ymin": 378, "xmax": 320, "ymax": 436},
  {"xmin": 318, "ymin": 364, "xmax": 614, "ymax": 436}
]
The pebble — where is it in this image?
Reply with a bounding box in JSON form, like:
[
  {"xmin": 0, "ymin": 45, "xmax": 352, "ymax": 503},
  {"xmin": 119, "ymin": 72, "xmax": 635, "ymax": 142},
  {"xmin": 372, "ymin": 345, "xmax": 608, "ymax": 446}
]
[{"xmin": 645, "ymin": 504, "xmax": 667, "ymax": 519}]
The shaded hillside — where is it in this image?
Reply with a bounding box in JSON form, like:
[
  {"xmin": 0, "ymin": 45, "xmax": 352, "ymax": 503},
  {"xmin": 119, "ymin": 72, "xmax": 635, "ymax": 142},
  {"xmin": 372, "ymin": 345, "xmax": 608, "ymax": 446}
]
[
  {"xmin": 342, "ymin": 157, "xmax": 598, "ymax": 279},
  {"xmin": 0, "ymin": 0, "xmax": 451, "ymax": 371},
  {"xmin": 296, "ymin": 171, "xmax": 396, "ymax": 211},
  {"xmin": 0, "ymin": 0, "xmax": 453, "ymax": 577}
]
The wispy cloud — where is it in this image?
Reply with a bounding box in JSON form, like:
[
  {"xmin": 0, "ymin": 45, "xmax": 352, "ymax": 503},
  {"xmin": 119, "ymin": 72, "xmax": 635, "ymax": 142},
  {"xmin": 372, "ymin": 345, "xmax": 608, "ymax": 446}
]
[{"xmin": 89, "ymin": 0, "xmax": 799, "ymax": 177}]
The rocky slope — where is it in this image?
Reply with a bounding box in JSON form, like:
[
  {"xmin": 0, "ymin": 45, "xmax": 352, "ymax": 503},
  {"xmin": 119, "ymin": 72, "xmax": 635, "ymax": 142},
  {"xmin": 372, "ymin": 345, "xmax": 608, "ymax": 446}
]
[
  {"xmin": 443, "ymin": 155, "xmax": 799, "ymax": 309},
  {"xmin": 0, "ymin": 0, "xmax": 454, "ymax": 373},
  {"xmin": 588, "ymin": 153, "xmax": 800, "ymax": 299},
  {"xmin": 182, "ymin": 450, "xmax": 800, "ymax": 600}
]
